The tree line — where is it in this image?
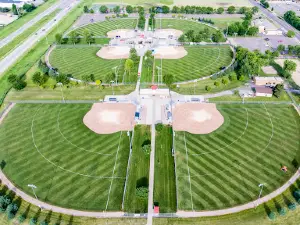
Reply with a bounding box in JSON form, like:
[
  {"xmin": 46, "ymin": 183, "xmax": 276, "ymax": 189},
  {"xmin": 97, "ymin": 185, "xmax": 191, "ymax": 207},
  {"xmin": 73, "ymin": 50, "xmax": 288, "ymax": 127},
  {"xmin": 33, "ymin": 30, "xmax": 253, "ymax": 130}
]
[{"xmin": 284, "ymin": 11, "xmax": 300, "ymax": 31}]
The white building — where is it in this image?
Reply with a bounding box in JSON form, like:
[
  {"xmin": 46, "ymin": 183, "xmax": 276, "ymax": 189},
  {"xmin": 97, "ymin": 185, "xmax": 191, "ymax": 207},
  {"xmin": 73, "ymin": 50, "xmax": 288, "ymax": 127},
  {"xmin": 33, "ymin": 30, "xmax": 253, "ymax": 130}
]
[
  {"xmin": 252, "ymin": 18, "xmax": 283, "ymax": 35},
  {"xmin": 0, "ymin": 0, "xmax": 31, "ymax": 8}
]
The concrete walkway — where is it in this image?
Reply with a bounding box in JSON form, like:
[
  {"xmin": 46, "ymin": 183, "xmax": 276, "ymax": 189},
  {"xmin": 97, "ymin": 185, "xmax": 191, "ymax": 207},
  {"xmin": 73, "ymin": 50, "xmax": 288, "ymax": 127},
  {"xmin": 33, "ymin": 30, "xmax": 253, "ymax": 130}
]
[{"xmin": 147, "ymin": 99, "xmax": 156, "ymax": 225}]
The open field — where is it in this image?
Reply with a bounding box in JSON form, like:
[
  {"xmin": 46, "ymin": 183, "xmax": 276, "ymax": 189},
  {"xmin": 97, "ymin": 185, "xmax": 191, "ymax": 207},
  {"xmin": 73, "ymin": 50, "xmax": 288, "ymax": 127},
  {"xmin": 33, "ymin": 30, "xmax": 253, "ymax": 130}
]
[
  {"xmin": 173, "ymin": 0, "xmax": 251, "ymax": 7},
  {"xmin": 0, "ymin": 0, "xmax": 58, "ymax": 40},
  {"xmin": 124, "ymin": 125, "xmax": 151, "ymax": 213},
  {"xmin": 175, "ymin": 104, "xmax": 300, "ymax": 210},
  {"xmin": 158, "ymin": 19, "xmax": 216, "ymax": 35},
  {"xmin": 211, "ymin": 18, "xmax": 243, "ymax": 30},
  {"xmin": 0, "ymin": 10, "xmax": 60, "ymax": 60},
  {"xmin": 49, "ymin": 46, "xmax": 138, "ymax": 82},
  {"xmin": 154, "ymin": 125, "xmax": 176, "ymax": 213},
  {"xmin": 92, "ymin": 0, "xmax": 173, "ymax": 5},
  {"xmin": 72, "ymin": 19, "xmax": 138, "ymax": 36},
  {"xmin": 0, "ymin": 103, "xmax": 131, "ymax": 211},
  {"xmin": 155, "ymin": 46, "xmax": 233, "ymax": 82}
]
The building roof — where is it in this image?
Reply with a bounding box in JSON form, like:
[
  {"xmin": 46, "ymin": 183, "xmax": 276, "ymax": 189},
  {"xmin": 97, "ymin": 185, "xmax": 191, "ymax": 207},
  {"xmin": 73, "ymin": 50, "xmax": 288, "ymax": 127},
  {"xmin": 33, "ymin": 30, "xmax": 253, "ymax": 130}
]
[
  {"xmin": 0, "ymin": 0, "xmax": 23, "ymax": 3},
  {"xmin": 255, "ymin": 86, "xmax": 273, "ymax": 94},
  {"xmin": 254, "ymin": 76, "xmax": 284, "ymax": 82},
  {"xmin": 252, "ymin": 18, "xmax": 278, "ymax": 30},
  {"xmin": 154, "ymin": 206, "xmax": 159, "ymax": 213}
]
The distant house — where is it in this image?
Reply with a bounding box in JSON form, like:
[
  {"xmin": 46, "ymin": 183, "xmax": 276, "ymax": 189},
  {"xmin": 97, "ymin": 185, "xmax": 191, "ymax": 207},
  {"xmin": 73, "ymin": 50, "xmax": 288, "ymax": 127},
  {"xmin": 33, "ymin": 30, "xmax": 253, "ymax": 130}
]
[
  {"xmin": 255, "ymin": 86, "xmax": 273, "ymax": 97},
  {"xmin": 0, "ymin": 0, "xmax": 31, "ymax": 8},
  {"xmin": 254, "ymin": 76, "xmax": 284, "ymax": 87}
]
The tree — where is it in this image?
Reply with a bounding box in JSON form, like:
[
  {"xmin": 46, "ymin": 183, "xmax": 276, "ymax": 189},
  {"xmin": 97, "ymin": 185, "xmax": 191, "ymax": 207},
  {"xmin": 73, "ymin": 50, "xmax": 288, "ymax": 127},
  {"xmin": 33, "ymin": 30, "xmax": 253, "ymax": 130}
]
[
  {"xmin": 56, "ymin": 74, "xmax": 69, "ymax": 85},
  {"xmin": 104, "ymin": 72, "xmax": 115, "ymax": 83},
  {"xmin": 284, "ymin": 60, "xmax": 297, "ymax": 72},
  {"xmin": 38, "ymin": 60, "xmax": 49, "ymax": 74},
  {"xmin": 83, "ymin": 5, "xmax": 89, "ymax": 13},
  {"xmin": 23, "ymin": 3, "xmax": 36, "ymax": 12},
  {"xmin": 273, "ymin": 84, "xmax": 283, "ymax": 98},
  {"xmin": 12, "ymin": 4, "xmax": 18, "ymax": 15},
  {"xmin": 12, "ymin": 79, "xmax": 27, "ymax": 90},
  {"xmin": 136, "ymin": 187, "xmax": 148, "ymax": 199},
  {"xmin": 288, "ymin": 202, "xmax": 297, "ymax": 211},
  {"xmin": 83, "ymin": 29, "xmax": 93, "ymax": 45},
  {"xmin": 227, "ymin": 6, "xmax": 235, "ymax": 14},
  {"xmin": 7, "ymin": 74, "xmax": 17, "ymax": 84},
  {"xmin": 155, "ymin": 123, "xmax": 163, "ymax": 131},
  {"xmin": 277, "ymin": 44, "xmax": 285, "ymax": 53},
  {"xmin": 142, "ymin": 144, "xmax": 151, "ymax": 155},
  {"xmin": 222, "ymin": 77, "xmax": 229, "ymax": 85},
  {"xmin": 287, "ymin": 30, "xmax": 295, "ymax": 38},
  {"xmin": 247, "ymin": 26, "xmax": 259, "ymax": 36},
  {"xmin": 238, "ymin": 74, "xmax": 245, "ymax": 81},
  {"xmin": 144, "ymin": 50, "xmax": 153, "ymax": 75},
  {"xmin": 260, "ymin": 0, "xmax": 269, "ymax": 8},
  {"xmin": 99, "ymin": 5, "xmax": 108, "ymax": 13},
  {"xmin": 212, "ymin": 30, "xmax": 224, "ymax": 42},
  {"xmin": 178, "ymin": 34, "xmax": 185, "ymax": 42},
  {"xmin": 214, "ymin": 81, "xmax": 220, "ymax": 87},
  {"xmin": 162, "ymin": 5, "xmax": 170, "ymax": 14},
  {"xmin": 40, "ymin": 221, "xmax": 48, "ymax": 225},
  {"xmin": 126, "ymin": 5, "xmax": 133, "ymax": 13},
  {"xmin": 55, "ymin": 33, "xmax": 62, "ymax": 44},
  {"xmin": 90, "ymin": 9, "xmax": 94, "ymax": 13},
  {"xmin": 125, "ymin": 59, "xmax": 134, "ymax": 77},
  {"xmin": 217, "ymin": 7, "xmax": 224, "ymax": 14},
  {"xmin": 129, "ymin": 48, "xmax": 139, "ymax": 65},
  {"xmin": 29, "ymin": 218, "xmax": 37, "ymax": 225},
  {"xmin": 186, "ymin": 30, "xmax": 195, "ymax": 41},
  {"xmin": 278, "ymin": 207, "xmax": 287, "ymax": 216},
  {"xmin": 18, "ymin": 214, "xmax": 26, "ymax": 223},
  {"xmin": 32, "ymin": 72, "xmax": 43, "ymax": 86},
  {"xmin": 6, "ymin": 203, "xmax": 18, "ymax": 220},
  {"xmin": 95, "ymin": 80, "xmax": 101, "ymax": 86},
  {"xmin": 268, "ymin": 211, "xmax": 276, "ymax": 220},
  {"xmin": 163, "ymin": 74, "xmax": 174, "ymax": 87},
  {"xmin": 229, "ymin": 73, "xmax": 237, "ymax": 81},
  {"xmin": 252, "ymin": 6, "xmax": 259, "ymax": 14},
  {"xmin": 113, "ymin": 5, "xmax": 120, "ymax": 13},
  {"xmin": 69, "ymin": 31, "xmax": 79, "ymax": 45},
  {"xmin": 293, "ymin": 189, "xmax": 300, "ymax": 200},
  {"xmin": 205, "ymin": 85, "xmax": 212, "ymax": 91}
]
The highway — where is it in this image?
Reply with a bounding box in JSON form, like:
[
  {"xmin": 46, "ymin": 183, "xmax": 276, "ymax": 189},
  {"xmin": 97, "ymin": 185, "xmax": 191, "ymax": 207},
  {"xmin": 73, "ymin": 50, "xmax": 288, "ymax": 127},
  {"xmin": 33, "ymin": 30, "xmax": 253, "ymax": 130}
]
[
  {"xmin": 0, "ymin": 0, "xmax": 80, "ymax": 75},
  {"xmin": 249, "ymin": 0, "xmax": 300, "ymax": 41},
  {"xmin": 0, "ymin": 1, "xmax": 62, "ymax": 49}
]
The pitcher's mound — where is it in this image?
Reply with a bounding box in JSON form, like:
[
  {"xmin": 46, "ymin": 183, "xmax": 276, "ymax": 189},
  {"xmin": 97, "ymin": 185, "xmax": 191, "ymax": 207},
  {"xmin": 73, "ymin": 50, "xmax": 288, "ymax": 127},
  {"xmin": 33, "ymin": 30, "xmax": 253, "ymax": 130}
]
[
  {"xmin": 96, "ymin": 46, "xmax": 130, "ymax": 59},
  {"xmin": 153, "ymin": 46, "xmax": 187, "ymax": 59},
  {"xmin": 173, "ymin": 103, "xmax": 224, "ymax": 134},
  {"xmin": 107, "ymin": 29, "xmax": 134, "ymax": 38},
  {"xmin": 83, "ymin": 103, "xmax": 136, "ymax": 134}
]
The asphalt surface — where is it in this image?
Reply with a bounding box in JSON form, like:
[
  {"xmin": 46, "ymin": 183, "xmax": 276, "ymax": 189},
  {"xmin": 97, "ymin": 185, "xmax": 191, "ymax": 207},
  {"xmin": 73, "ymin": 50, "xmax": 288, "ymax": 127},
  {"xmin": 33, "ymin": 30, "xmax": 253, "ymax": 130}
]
[
  {"xmin": 249, "ymin": 0, "xmax": 300, "ymax": 41},
  {"xmin": 0, "ymin": 1, "xmax": 61, "ymax": 49},
  {"xmin": 0, "ymin": 0, "xmax": 80, "ymax": 75}
]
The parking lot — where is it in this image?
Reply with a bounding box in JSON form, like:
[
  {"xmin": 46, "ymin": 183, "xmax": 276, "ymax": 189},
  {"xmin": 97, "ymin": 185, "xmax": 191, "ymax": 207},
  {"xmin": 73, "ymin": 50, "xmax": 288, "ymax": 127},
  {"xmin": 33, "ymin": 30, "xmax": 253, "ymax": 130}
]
[
  {"xmin": 229, "ymin": 35, "xmax": 299, "ymax": 52},
  {"xmin": 269, "ymin": 1, "xmax": 300, "ymax": 16}
]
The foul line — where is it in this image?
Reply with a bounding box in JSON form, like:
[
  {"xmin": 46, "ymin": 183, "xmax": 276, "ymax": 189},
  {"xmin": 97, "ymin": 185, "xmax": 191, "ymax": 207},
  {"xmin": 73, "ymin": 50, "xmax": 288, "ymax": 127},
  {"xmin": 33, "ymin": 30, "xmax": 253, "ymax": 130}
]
[
  {"xmin": 192, "ymin": 108, "xmax": 249, "ymax": 156},
  {"xmin": 180, "ymin": 106, "xmax": 274, "ymax": 179},
  {"xmin": 105, "ymin": 131, "xmax": 123, "ymax": 211},
  {"xmin": 57, "ymin": 108, "xmax": 113, "ymax": 156},
  {"xmin": 184, "ymin": 132, "xmax": 194, "ymax": 211},
  {"xmin": 31, "ymin": 106, "xmax": 124, "ymax": 179}
]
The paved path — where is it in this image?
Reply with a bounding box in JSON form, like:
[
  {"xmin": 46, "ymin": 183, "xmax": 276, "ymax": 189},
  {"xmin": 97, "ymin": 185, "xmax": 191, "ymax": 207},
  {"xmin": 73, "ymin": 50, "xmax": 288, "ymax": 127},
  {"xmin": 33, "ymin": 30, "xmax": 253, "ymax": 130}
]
[
  {"xmin": 147, "ymin": 99, "xmax": 156, "ymax": 225},
  {"xmin": 0, "ymin": 0, "xmax": 80, "ymax": 76},
  {"xmin": 0, "ymin": 0, "xmax": 61, "ymax": 49}
]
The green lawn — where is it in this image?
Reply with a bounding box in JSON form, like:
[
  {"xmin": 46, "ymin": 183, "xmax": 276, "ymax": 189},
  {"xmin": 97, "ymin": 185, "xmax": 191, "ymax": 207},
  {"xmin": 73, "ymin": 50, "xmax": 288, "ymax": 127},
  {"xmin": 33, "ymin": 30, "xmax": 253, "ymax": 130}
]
[
  {"xmin": 49, "ymin": 45, "xmax": 137, "ymax": 82},
  {"xmin": 154, "ymin": 125, "xmax": 176, "ymax": 213},
  {"xmin": 155, "ymin": 46, "xmax": 233, "ymax": 82},
  {"xmin": 124, "ymin": 125, "xmax": 151, "ymax": 213},
  {"xmin": 158, "ymin": 19, "xmax": 217, "ymax": 34},
  {"xmin": 0, "ymin": 10, "xmax": 60, "ymax": 60},
  {"xmin": 0, "ymin": 0, "xmax": 57, "ymax": 40},
  {"xmin": 0, "ymin": 104, "xmax": 131, "ymax": 211},
  {"xmin": 211, "ymin": 17, "xmax": 244, "ymax": 30},
  {"xmin": 72, "ymin": 19, "xmax": 138, "ymax": 36},
  {"xmin": 92, "ymin": 0, "xmax": 173, "ymax": 5},
  {"xmin": 175, "ymin": 104, "xmax": 300, "ymax": 210},
  {"xmin": 172, "ymin": 75, "xmax": 245, "ymax": 95}
]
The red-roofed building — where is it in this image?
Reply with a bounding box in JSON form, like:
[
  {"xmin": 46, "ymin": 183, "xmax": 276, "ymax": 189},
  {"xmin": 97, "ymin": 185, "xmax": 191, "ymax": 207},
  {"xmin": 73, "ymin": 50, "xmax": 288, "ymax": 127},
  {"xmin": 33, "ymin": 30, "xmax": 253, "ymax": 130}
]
[{"xmin": 154, "ymin": 206, "xmax": 159, "ymax": 214}]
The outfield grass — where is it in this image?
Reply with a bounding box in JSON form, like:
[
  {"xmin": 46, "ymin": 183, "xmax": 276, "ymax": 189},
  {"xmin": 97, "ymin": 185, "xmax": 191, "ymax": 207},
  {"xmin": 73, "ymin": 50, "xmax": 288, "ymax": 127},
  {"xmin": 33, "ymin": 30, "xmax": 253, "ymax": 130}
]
[
  {"xmin": 0, "ymin": 104, "xmax": 131, "ymax": 211},
  {"xmin": 0, "ymin": 10, "xmax": 60, "ymax": 60},
  {"xmin": 155, "ymin": 46, "xmax": 233, "ymax": 82},
  {"xmin": 49, "ymin": 45, "xmax": 138, "ymax": 82},
  {"xmin": 124, "ymin": 125, "xmax": 151, "ymax": 213},
  {"xmin": 0, "ymin": 0, "xmax": 57, "ymax": 40},
  {"xmin": 73, "ymin": 19, "xmax": 138, "ymax": 36},
  {"xmin": 158, "ymin": 19, "xmax": 217, "ymax": 34},
  {"xmin": 154, "ymin": 125, "xmax": 176, "ymax": 213},
  {"xmin": 175, "ymin": 104, "xmax": 300, "ymax": 211},
  {"xmin": 211, "ymin": 18, "xmax": 244, "ymax": 30}
]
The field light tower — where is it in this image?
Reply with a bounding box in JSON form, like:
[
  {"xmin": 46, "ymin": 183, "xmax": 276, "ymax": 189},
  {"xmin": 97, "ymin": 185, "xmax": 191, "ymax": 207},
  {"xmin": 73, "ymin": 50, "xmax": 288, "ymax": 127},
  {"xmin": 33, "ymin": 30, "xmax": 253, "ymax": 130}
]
[
  {"xmin": 256, "ymin": 183, "xmax": 264, "ymax": 209},
  {"xmin": 28, "ymin": 184, "xmax": 42, "ymax": 209}
]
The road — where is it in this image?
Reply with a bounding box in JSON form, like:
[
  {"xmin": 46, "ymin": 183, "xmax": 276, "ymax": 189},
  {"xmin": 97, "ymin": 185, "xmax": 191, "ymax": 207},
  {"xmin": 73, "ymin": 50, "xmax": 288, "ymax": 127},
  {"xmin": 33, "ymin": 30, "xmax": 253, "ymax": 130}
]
[
  {"xmin": 249, "ymin": 0, "xmax": 300, "ymax": 40},
  {"xmin": 0, "ymin": 0, "xmax": 61, "ymax": 49},
  {"xmin": 0, "ymin": 0, "xmax": 80, "ymax": 75}
]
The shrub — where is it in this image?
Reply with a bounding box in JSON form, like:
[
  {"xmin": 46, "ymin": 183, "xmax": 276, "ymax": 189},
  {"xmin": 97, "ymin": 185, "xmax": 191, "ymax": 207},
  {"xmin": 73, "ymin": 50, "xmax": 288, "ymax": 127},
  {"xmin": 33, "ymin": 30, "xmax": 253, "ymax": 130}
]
[
  {"xmin": 214, "ymin": 81, "xmax": 220, "ymax": 87},
  {"xmin": 136, "ymin": 187, "xmax": 148, "ymax": 199},
  {"xmin": 142, "ymin": 144, "xmax": 151, "ymax": 155},
  {"xmin": 40, "ymin": 221, "xmax": 48, "ymax": 225},
  {"xmin": 155, "ymin": 123, "xmax": 163, "ymax": 131},
  {"xmin": 18, "ymin": 214, "xmax": 26, "ymax": 223},
  {"xmin": 12, "ymin": 79, "xmax": 27, "ymax": 90},
  {"xmin": 278, "ymin": 207, "xmax": 287, "ymax": 216},
  {"xmin": 30, "ymin": 218, "xmax": 37, "ymax": 225},
  {"xmin": 7, "ymin": 74, "xmax": 17, "ymax": 84},
  {"xmin": 288, "ymin": 202, "xmax": 297, "ymax": 211},
  {"xmin": 205, "ymin": 85, "xmax": 212, "ymax": 91},
  {"xmin": 268, "ymin": 211, "xmax": 276, "ymax": 220},
  {"xmin": 229, "ymin": 73, "xmax": 237, "ymax": 81},
  {"xmin": 294, "ymin": 190, "xmax": 300, "ymax": 200},
  {"xmin": 287, "ymin": 30, "xmax": 295, "ymax": 38}
]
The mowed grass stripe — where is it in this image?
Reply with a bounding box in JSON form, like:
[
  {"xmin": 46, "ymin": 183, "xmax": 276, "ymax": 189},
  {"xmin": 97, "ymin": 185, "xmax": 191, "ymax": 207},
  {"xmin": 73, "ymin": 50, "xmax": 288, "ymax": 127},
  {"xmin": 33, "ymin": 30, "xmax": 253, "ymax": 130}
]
[
  {"xmin": 73, "ymin": 19, "xmax": 138, "ymax": 36},
  {"xmin": 0, "ymin": 104, "xmax": 130, "ymax": 211},
  {"xmin": 155, "ymin": 46, "xmax": 233, "ymax": 82},
  {"xmin": 175, "ymin": 104, "xmax": 300, "ymax": 210}
]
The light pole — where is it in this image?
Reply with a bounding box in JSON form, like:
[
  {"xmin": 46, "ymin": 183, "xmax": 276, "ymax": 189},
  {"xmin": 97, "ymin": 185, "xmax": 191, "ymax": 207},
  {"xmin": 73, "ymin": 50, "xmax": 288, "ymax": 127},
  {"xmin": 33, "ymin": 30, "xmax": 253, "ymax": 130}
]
[
  {"xmin": 28, "ymin": 184, "xmax": 42, "ymax": 209},
  {"xmin": 57, "ymin": 82, "xmax": 65, "ymax": 103},
  {"xmin": 110, "ymin": 80, "xmax": 115, "ymax": 95},
  {"xmin": 256, "ymin": 183, "xmax": 264, "ymax": 208}
]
